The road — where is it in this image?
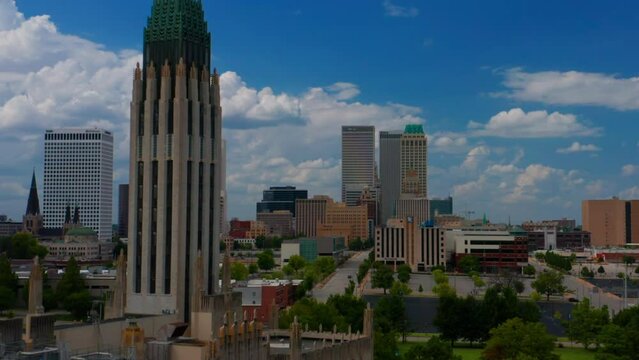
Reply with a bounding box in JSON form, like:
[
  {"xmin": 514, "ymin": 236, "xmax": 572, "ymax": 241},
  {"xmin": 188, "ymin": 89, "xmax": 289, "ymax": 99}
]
[{"xmin": 312, "ymin": 250, "xmax": 370, "ymax": 302}]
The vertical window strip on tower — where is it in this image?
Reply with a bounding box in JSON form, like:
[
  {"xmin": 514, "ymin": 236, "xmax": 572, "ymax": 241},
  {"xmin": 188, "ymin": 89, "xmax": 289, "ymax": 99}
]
[
  {"xmin": 164, "ymin": 160, "xmax": 173, "ymax": 294},
  {"xmin": 208, "ymin": 164, "xmax": 215, "ymax": 293},
  {"xmin": 185, "ymin": 162, "xmax": 192, "ymax": 316},
  {"xmin": 150, "ymin": 161, "xmax": 158, "ymax": 293},
  {"xmin": 135, "ymin": 161, "xmax": 143, "ymax": 293}
]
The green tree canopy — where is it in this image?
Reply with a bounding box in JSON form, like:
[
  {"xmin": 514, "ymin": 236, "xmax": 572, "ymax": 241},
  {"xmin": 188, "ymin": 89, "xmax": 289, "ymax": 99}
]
[
  {"xmin": 0, "ymin": 255, "xmax": 18, "ymax": 292},
  {"xmin": 523, "ymin": 264, "xmax": 536, "ymax": 276},
  {"xmin": 482, "ymin": 318, "xmax": 559, "ymax": 360},
  {"xmin": 248, "ymin": 263, "xmax": 258, "ymax": 274},
  {"xmin": 56, "ymin": 257, "xmax": 86, "ymax": 305},
  {"xmin": 372, "ymin": 263, "xmax": 394, "ymax": 295},
  {"xmin": 63, "ymin": 290, "xmax": 92, "ymax": 320},
  {"xmin": 230, "ymin": 262, "xmax": 249, "ymax": 281},
  {"xmin": 397, "ymin": 264, "xmax": 412, "ymax": 283},
  {"xmin": 565, "ymin": 298, "xmax": 609, "ymax": 349},
  {"xmin": 257, "ymin": 250, "xmax": 275, "ymax": 271},
  {"xmin": 7, "ymin": 233, "xmax": 48, "ymax": 259},
  {"xmin": 458, "ymin": 256, "xmax": 480, "ymax": 273},
  {"xmin": 312, "ymin": 257, "xmax": 336, "ymax": 278},
  {"xmin": 288, "ymin": 255, "xmax": 306, "ymax": 272},
  {"xmin": 532, "ymin": 269, "xmax": 567, "ymax": 301},
  {"xmin": 404, "ymin": 336, "xmax": 462, "ymax": 360},
  {"xmin": 326, "ymin": 293, "xmax": 366, "ymax": 333},
  {"xmin": 432, "ymin": 269, "xmax": 455, "ymax": 297}
]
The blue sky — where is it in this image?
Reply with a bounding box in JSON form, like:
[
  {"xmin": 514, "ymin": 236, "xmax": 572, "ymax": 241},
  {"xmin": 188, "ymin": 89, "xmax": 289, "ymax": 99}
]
[{"xmin": 0, "ymin": 0, "xmax": 638, "ymax": 224}]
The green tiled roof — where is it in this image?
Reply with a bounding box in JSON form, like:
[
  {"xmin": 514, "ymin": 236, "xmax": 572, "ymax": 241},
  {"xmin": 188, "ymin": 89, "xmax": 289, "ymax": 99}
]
[
  {"xmin": 66, "ymin": 227, "xmax": 97, "ymax": 237},
  {"xmin": 404, "ymin": 124, "xmax": 424, "ymax": 134}
]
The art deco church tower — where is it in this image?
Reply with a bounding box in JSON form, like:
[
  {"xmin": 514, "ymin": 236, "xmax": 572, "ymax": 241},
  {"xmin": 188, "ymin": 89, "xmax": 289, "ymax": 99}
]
[{"xmin": 127, "ymin": 0, "xmax": 222, "ymax": 319}]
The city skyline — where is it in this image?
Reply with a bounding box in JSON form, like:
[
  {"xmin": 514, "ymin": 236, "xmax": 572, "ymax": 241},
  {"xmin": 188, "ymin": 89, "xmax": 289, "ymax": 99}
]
[{"xmin": 1, "ymin": 0, "xmax": 639, "ymax": 224}]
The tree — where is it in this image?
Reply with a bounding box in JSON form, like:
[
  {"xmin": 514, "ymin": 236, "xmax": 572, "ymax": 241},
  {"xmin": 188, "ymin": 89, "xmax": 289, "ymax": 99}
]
[
  {"xmin": 597, "ymin": 324, "xmax": 635, "ymax": 360},
  {"xmin": 531, "ymin": 269, "xmax": 567, "ymax": 301},
  {"xmin": 0, "ymin": 287, "xmax": 16, "ymax": 312},
  {"xmin": 512, "ymin": 280, "xmax": 525, "ymax": 294},
  {"xmin": 372, "ymin": 263, "xmax": 394, "ymax": 295},
  {"xmin": 248, "ymin": 263, "xmax": 258, "ymax": 274},
  {"xmin": 581, "ymin": 266, "xmax": 595, "ymax": 278},
  {"xmin": 543, "ymin": 251, "xmax": 572, "ymax": 272},
  {"xmin": 0, "ymin": 255, "xmax": 18, "ymax": 292},
  {"xmin": 418, "ymin": 284, "xmax": 424, "ymax": 293},
  {"xmin": 596, "ymin": 306, "xmax": 639, "ymax": 360},
  {"xmin": 282, "ymin": 264, "xmax": 294, "ymax": 276},
  {"xmin": 230, "ymin": 262, "xmax": 249, "ymax": 281},
  {"xmin": 256, "ymin": 250, "xmax": 275, "ymax": 271},
  {"xmin": 565, "ymin": 298, "xmax": 609, "ymax": 349},
  {"xmin": 404, "ymin": 336, "xmax": 462, "ymax": 360},
  {"xmin": 623, "ymin": 256, "xmax": 635, "ymax": 267},
  {"xmin": 598, "ymin": 266, "xmax": 605, "ymax": 275},
  {"xmin": 432, "ymin": 269, "xmax": 455, "ymax": 297},
  {"xmin": 397, "ymin": 264, "xmax": 411, "ymax": 283},
  {"xmin": 482, "ymin": 318, "xmax": 559, "ymax": 360},
  {"xmin": 522, "ymin": 264, "xmax": 536, "ymax": 276},
  {"xmin": 56, "ymin": 257, "xmax": 86, "ymax": 306},
  {"xmin": 470, "ymin": 272, "xmax": 486, "ymax": 295},
  {"xmin": 326, "ymin": 293, "xmax": 366, "ymax": 332},
  {"xmin": 357, "ymin": 259, "xmax": 372, "ymax": 283},
  {"xmin": 278, "ymin": 297, "xmax": 346, "ymax": 332},
  {"xmin": 64, "ymin": 290, "xmax": 92, "ymax": 320},
  {"xmin": 390, "ymin": 280, "xmax": 412, "ymax": 296},
  {"xmin": 458, "ymin": 295, "xmax": 486, "ymax": 345},
  {"xmin": 9, "ymin": 232, "xmax": 48, "ymax": 259},
  {"xmin": 375, "ymin": 293, "xmax": 408, "ymax": 341},
  {"xmin": 348, "ymin": 237, "xmax": 363, "ymax": 251},
  {"xmin": 288, "ymin": 255, "xmax": 306, "ymax": 272},
  {"xmin": 313, "ymin": 257, "xmax": 336, "ymax": 277},
  {"xmin": 374, "ymin": 330, "xmax": 400, "ymax": 359},
  {"xmin": 534, "ymin": 252, "xmax": 546, "ymax": 262},
  {"xmin": 434, "ymin": 294, "xmax": 463, "ymax": 346},
  {"xmin": 458, "ymin": 256, "xmax": 480, "ymax": 273}
]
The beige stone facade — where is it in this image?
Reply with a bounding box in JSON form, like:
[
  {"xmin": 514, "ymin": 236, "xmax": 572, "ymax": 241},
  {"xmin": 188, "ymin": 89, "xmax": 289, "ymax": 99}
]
[
  {"xmin": 127, "ymin": 60, "xmax": 223, "ymax": 317},
  {"xmin": 296, "ymin": 196, "xmax": 368, "ymax": 244}
]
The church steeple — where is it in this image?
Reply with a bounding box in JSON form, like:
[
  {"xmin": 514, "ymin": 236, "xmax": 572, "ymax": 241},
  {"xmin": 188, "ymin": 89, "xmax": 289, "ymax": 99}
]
[{"xmin": 25, "ymin": 170, "xmax": 40, "ymax": 216}]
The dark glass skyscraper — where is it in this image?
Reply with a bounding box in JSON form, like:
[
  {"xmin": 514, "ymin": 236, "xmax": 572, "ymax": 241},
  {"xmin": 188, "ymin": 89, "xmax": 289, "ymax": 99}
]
[{"xmin": 256, "ymin": 186, "xmax": 308, "ymax": 217}]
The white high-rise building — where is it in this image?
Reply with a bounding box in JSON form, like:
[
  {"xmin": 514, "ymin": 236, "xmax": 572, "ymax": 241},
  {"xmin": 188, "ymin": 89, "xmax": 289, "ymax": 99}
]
[
  {"xmin": 341, "ymin": 126, "xmax": 376, "ymax": 206},
  {"xmin": 43, "ymin": 128, "xmax": 113, "ymax": 242}
]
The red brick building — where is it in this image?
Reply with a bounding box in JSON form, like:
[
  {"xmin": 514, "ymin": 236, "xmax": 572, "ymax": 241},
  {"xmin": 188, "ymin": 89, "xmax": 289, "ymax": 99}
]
[{"xmin": 237, "ymin": 280, "xmax": 299, "ymax": 323}]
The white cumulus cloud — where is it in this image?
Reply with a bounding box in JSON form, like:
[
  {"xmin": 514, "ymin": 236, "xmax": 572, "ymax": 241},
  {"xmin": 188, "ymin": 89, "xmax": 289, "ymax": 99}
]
[
  {"xmin": 556, "ymin": 142, "xmax": 601, "ymax": 154},
  {"xmin": 468, "ymin": 108, "xmax": 600, "ymax": 138},
  {"xmin": 497, "ymin": 68, "xmax": 639, "ymax": 111}
]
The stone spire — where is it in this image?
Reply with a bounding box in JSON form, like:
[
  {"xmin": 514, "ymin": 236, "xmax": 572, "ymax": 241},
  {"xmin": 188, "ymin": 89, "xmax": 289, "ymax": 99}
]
[
  {"xmin": 28, "ymin": 256, "xmax": 44, "ymax": 315},
  {"xmin": 106, "ymin": 249, "xmax": 127, "ymax": 319},
  {"xmin": 73, "ymin": 205, "xmax": 80, "ymax": 225},
  {"xmin": 290, "ymin": 316, "xmax": 302, "ymax": 360},
  {"xmin": 363, "ymin": 303, "xmax": 373, "ymax": 337},
  {"xmin": 222, "ymin": 247, "xmax": 231, "ymax": 293},
  {"xmin": 64, "ymin": 204, "xmax": 71, "ymax": 224},
  {"xmin": 25, "ymin": 170, "xmax": 40, "ymax": 216}
]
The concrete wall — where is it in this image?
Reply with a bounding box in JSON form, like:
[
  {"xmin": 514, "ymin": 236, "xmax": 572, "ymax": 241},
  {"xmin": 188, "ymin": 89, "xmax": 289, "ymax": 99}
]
[{"xmin": 54, "ymin": 314, "xmax": 178, "ymax": 355}]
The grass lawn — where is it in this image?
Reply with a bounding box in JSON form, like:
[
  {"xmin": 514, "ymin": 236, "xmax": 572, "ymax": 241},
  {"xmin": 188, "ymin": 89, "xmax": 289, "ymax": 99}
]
[{"xmin": 398, "ymin": 343, "xmax": 596, "ymax": 360}]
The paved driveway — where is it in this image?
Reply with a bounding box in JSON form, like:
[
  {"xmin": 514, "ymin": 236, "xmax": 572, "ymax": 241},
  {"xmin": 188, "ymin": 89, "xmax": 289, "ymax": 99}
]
[{"xmin": 313, "ymin": 250, "xmax": 370, "ymax": 302}]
